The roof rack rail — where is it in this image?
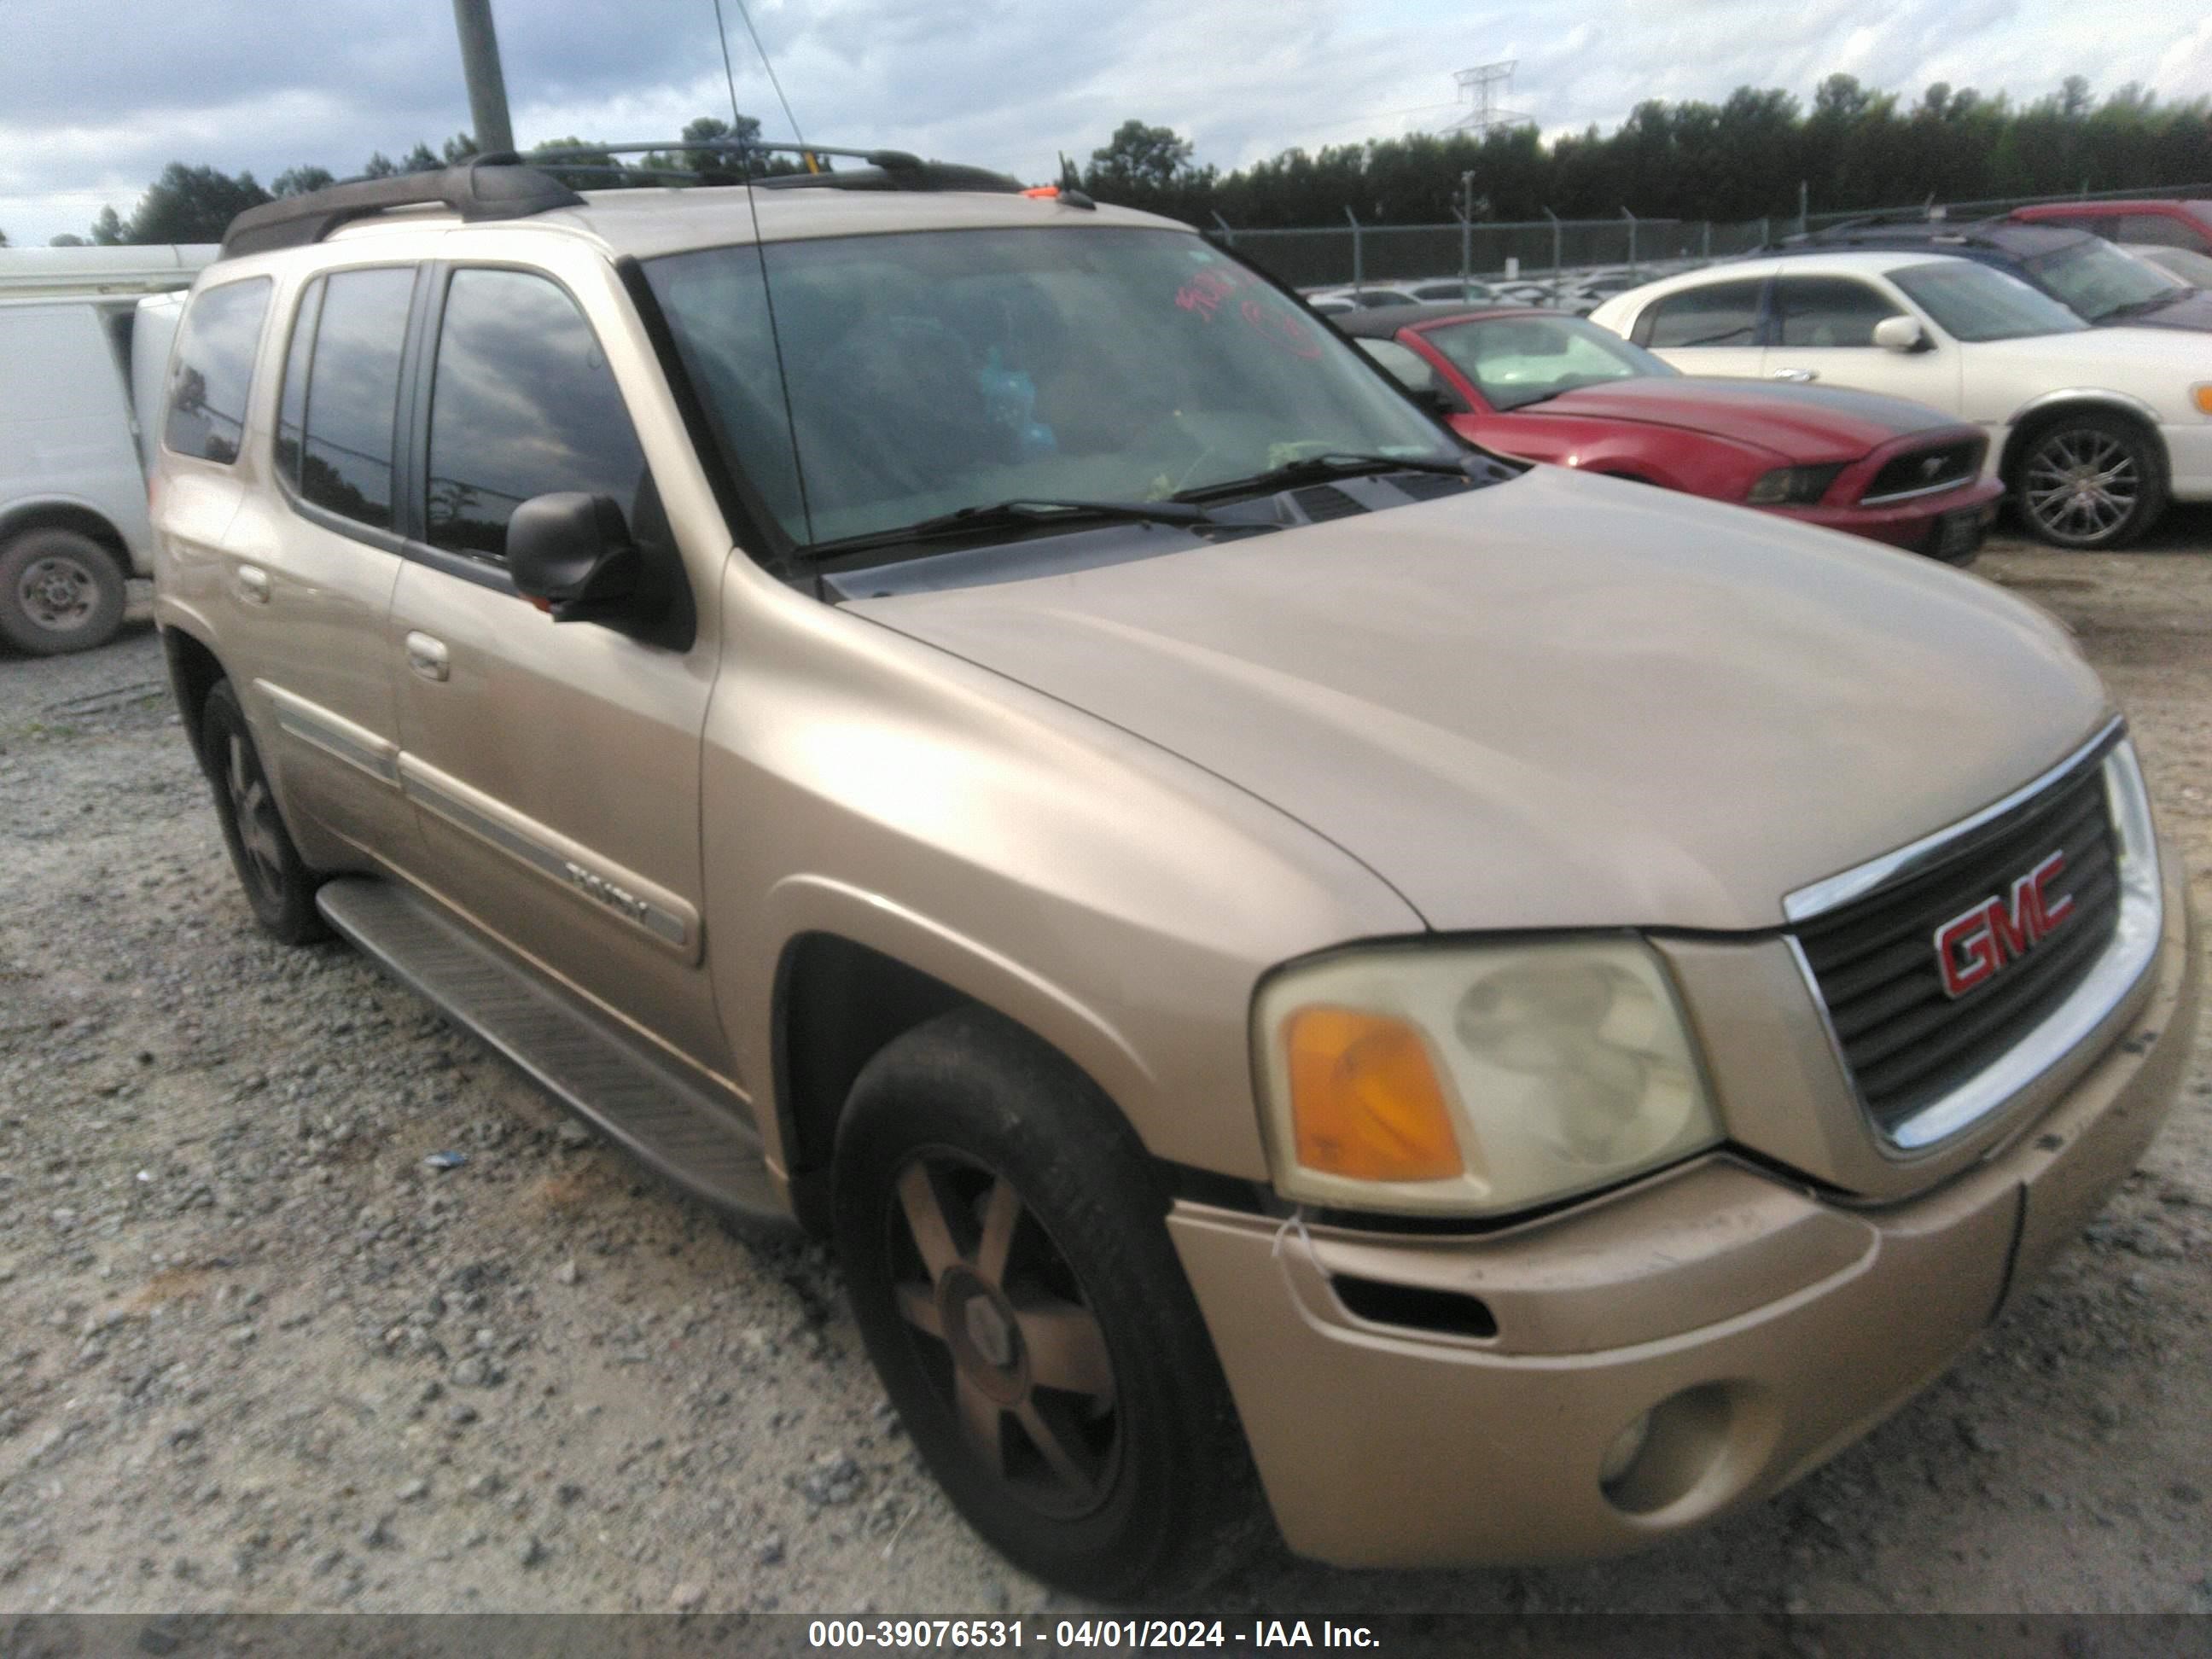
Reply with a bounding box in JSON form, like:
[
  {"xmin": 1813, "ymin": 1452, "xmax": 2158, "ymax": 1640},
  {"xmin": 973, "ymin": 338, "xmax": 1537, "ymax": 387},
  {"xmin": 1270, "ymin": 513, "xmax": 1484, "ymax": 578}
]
[
  {"xmin": 524, "ymin": 141, "xmax": 1025, "ymax": 195},
  {"xmin": 218, "ymin": 141, "xmax": 1033, "ymax": 258},
  {"xmin": 221, "ymin": 157, "xmax": 587, "ymax": 258}
]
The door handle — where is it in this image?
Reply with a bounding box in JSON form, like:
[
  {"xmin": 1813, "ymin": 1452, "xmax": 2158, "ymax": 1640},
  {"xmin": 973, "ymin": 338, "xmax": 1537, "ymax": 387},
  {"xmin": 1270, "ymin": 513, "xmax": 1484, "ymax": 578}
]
[
  {"xmin": 1769, "ymin": 368, "xmax": 1819, "ymax": 383},
  {"xmin": 235, "ymin": 565, "xmax": 271, "ymax": 605},
  {"xmin": 405, "ymin": 632, "xmax": 450, "ymax": 683}
]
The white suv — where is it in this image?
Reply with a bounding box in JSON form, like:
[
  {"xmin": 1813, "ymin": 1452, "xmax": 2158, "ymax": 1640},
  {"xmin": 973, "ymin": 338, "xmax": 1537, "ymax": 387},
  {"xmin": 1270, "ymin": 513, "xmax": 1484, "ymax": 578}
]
[{"xmin": 1590, "ymin": 251, "xmax": 2212, "ymax": 547}]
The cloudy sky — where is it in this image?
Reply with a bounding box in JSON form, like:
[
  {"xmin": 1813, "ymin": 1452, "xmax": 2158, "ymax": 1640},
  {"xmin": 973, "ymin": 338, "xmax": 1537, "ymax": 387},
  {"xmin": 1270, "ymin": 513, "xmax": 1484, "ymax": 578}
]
[{"xmin": 4, "ymin": 0, "xmax": 2209, "ymax": 246}]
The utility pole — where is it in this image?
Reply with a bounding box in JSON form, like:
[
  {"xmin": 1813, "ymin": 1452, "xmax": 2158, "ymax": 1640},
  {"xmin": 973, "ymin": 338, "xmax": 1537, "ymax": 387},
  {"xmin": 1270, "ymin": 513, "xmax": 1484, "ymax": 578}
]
[{"xmin": 451, "ymin": 0, "xmax": 515, "ymax": 157}]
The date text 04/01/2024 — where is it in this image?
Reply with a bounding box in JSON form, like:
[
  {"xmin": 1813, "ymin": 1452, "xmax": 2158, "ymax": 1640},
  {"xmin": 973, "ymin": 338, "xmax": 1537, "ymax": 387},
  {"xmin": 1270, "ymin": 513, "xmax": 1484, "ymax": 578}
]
[{"xmin": 805, "ymin": 1619, "xmax": 1382, "ymax": 1649}]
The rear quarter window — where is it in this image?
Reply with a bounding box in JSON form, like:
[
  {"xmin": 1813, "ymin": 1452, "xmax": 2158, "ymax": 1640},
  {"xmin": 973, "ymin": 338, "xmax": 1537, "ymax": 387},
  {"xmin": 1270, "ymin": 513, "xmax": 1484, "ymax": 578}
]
[{"xmin": 162, "ymin": 277, "xmax": 272, "ymax": 464}]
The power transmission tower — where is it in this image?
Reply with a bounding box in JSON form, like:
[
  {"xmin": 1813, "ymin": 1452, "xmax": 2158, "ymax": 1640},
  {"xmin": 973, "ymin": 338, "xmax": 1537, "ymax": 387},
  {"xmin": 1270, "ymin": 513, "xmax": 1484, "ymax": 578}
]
[{"xmin": 1447, "ymin": 61, "xmax": 1529, "ymax": 137}]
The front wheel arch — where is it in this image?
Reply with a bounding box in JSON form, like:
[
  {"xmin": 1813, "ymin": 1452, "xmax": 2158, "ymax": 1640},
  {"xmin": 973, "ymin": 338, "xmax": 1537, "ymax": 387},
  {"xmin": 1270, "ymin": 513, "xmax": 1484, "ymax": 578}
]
[{"xmin": 2000, "ymin": 404, "xmax": 2168, "ymax": 548}]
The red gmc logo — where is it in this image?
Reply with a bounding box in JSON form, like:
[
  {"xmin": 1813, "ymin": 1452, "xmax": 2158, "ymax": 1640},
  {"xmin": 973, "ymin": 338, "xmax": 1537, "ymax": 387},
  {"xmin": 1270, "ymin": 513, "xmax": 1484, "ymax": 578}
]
[{"xmin": 1933, "ymin": 851, "xmax": 2075, "ymax": 998}]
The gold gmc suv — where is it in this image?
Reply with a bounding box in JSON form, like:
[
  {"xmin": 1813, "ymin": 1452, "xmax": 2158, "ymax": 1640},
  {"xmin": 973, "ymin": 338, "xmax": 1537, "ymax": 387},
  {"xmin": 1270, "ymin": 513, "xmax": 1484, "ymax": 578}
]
[{"xmin": 149, "ymin": 147, "xmax": 2199, "ymax": 1599}]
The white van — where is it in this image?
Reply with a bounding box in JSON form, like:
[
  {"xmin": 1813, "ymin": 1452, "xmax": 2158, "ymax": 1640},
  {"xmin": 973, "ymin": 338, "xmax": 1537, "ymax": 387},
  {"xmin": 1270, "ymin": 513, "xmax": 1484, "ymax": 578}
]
[{"xmin": 0, "ymin": 246, "xmax": 209, "ymax": 654}]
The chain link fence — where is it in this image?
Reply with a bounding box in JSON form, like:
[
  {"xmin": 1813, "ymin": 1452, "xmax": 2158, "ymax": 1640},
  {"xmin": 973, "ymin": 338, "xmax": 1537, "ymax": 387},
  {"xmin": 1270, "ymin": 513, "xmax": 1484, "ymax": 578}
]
[{"xmin": 1206, "ymin": 179, "xmax": 2212, "ymax": 292}]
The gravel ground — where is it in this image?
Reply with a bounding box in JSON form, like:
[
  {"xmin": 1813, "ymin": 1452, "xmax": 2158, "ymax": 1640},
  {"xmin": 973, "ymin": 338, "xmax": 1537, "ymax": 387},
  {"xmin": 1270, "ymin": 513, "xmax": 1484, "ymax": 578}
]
[{"xmin": 2, "ymin": 523, "xmax": 2209, "ymax": 1618}]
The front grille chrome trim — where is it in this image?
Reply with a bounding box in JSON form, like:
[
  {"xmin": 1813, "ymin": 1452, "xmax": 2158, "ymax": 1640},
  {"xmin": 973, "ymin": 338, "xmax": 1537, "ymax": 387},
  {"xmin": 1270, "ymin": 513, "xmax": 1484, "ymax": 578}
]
[
  {"xmin": 1790, "ymin": 738, "xmax": 2163, "ymax": 1154},
  {"xmin": 1783, "ymin": 716, "xmax": 2125, "ymax": 924}
]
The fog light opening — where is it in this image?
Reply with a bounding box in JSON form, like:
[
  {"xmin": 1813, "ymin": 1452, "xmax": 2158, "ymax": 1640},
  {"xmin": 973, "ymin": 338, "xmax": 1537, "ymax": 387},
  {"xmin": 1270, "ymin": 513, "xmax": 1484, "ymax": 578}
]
[
  {"xmin": 1598, "ymin": 1411, "xmax": 1651, "ymax": 1487},
  {"xmin": 1599, "ymin": 1382, "xmax": 1736, "ymax": 1516}
]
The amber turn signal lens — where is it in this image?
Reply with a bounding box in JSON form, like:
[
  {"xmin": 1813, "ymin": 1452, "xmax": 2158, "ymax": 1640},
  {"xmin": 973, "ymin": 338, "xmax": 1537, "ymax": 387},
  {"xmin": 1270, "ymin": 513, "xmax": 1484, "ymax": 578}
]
[
  {"xmin": 2194, "ymin": 383, "xmax": 2212, "ymax": 416},
  {"xmin": 1284, "ymin": 1007, "xmax": 1463, "ymax": 1183}
]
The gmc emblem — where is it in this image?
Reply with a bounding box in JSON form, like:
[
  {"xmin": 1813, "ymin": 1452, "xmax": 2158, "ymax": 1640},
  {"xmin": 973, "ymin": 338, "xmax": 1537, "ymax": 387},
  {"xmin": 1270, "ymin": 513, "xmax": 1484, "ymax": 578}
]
[{"xmin": 1933, "ymin": 851, "xmax": 2075, "ymax": 998}]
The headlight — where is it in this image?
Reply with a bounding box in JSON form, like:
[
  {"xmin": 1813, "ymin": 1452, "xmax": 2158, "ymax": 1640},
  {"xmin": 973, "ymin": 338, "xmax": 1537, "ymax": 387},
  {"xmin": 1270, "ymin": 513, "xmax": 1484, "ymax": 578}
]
[
  {"xmin": 1253, "ymin": 937, "xmax": 1722, "ymax": 1216},
  {"xmin": 1746, "ymin": 463, "xmax": 1844, "ymax": 505}
]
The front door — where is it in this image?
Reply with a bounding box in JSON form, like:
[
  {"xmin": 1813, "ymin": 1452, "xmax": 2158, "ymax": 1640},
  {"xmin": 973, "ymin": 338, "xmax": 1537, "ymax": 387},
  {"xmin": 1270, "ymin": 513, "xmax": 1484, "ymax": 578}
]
[
  {"xmin": 1760, "ymin": 274, "xmax": 1962, "ymax": 413},
  {"xmin": 385, "ymin": 264, "xmax": 727, "ymax": 1070}
]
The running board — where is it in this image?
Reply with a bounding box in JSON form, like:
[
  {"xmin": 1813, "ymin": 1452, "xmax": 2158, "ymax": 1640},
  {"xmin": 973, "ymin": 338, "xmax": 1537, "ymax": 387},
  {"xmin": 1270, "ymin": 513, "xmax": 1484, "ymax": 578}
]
[{"xmin": 316, "ymin": 876, "xmax": 791, "ymax": 1229}]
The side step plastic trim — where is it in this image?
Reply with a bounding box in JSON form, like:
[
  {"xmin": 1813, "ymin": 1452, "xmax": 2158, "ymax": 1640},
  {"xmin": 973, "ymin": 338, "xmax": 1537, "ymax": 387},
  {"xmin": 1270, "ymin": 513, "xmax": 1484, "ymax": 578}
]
[{"xmin": 316, "ymin": 876, "xmax": 792, "ymax": 1230}]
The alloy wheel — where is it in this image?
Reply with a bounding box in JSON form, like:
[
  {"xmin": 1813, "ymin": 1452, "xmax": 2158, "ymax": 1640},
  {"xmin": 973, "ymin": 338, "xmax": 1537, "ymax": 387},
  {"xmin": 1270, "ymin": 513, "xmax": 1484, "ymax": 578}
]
[
  {"xmin": 2022, "ymin": 428, "xmax": 2140, "ymax": 544},
  {"xmin": 884, "ymin": 1150, "xmax": 1121, "ymax": 1519},
  {"xmin": 225, "ymin": 732, "xmax": 288, "ymax": 905}
]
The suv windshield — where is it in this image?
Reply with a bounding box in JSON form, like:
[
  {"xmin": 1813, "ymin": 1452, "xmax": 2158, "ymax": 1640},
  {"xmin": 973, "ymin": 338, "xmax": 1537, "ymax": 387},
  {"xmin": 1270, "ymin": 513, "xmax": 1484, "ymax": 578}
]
[
  {"xmin": 1888, "ymin": 260, "xmax": 2088, "ymax": 341},
  {"xmin": 645, "ymin": 228, "xmax": 1458, "ymax": 551},
  {"xmin": 2020, "ymin": 236, "xmax": 2184, "ymax": 321},
  {"xmin": 1421, "ymin": 314, "xmax": 1675, "ymax": 410}
]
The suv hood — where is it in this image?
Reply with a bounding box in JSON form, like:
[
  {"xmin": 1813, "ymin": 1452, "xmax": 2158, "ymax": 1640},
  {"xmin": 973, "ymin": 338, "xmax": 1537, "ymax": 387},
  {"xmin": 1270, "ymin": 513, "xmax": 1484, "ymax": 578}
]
[
  {"xmin": 847, "ymin": 468, "xmax": 2109, "ymax": 933},
  {"xmin": 1538, "ymin": 377, "xmax": 1959, "ymax": 457}
]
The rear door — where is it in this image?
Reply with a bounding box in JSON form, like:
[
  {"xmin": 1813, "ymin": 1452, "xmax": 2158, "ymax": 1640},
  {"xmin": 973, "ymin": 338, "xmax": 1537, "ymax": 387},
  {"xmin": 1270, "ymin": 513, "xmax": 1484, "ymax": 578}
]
[
  {"xmin": 1761, "ymin": 273, "xmax": 1962, "ymax": 413},
  {"xmin": 1627, "ymin": 276, "xmax": 1769, "ymax": 378},
  {"xmin": 210, "ymin": 264, "xmax": 422, "ymax": 863},
  {"xmin": 385, "ymin": 259, "xmax": 727, "ymax": 1068}
]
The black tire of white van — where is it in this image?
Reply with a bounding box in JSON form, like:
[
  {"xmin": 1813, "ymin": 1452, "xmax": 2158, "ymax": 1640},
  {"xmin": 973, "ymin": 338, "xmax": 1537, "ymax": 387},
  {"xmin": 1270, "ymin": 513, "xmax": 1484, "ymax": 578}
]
[
  {"xmin": 2011, "ymin": 412, "xmax": 2167, "ymax": 550},
  {"xmin": 831, "ymin": 1005, "xmax": 1266, "ymax": 1602},
  {"xmin": 201, "ymin": 679, "xmax": 330, "ymax": 946},
  {"xmin": 0, "ymin": 528, "xmax": 128, "ymax": 655}
]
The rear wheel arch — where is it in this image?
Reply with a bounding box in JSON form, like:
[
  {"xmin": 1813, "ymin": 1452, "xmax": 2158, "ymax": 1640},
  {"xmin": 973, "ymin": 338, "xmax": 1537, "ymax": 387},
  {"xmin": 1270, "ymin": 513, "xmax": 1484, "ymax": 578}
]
[{"xmin": 160, "ymin": 625, "xmax": 230, "ymax": 772}]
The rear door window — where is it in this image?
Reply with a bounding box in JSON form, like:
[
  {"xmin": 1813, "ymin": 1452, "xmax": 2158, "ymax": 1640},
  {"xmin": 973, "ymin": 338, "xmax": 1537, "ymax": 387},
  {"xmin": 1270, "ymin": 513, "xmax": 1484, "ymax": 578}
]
[
  {"xmin": 1637, "ymin": 280, "xmax": 1765, "ymax": 348},
  {"xmin": 424, "ymin": 268, "xmax": 649, "ymax": 564},
  {"xmin": 161, "ymin": 277, "xmax": 271, "ymax": 464},
  {"xmin": 1773, "ymin": 276, "xmax": 1906, "ymax": 347},
  {"xmin": 296, "ymin": 267, "xmax": 416, "ymax": 532}
]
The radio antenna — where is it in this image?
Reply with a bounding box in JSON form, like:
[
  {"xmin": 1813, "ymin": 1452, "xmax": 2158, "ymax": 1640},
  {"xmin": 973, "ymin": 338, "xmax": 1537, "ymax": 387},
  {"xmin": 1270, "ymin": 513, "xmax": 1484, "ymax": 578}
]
[{"xmin": 710, "ymin": 0, "xmax": 817, "ymax": 557}]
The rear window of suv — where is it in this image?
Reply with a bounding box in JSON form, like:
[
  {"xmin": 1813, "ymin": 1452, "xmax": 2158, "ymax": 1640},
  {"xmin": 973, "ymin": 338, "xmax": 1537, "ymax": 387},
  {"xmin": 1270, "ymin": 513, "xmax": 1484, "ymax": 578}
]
[{"xmin": 162, "ymin": 277, "xmax": 271, "ymax": 464}]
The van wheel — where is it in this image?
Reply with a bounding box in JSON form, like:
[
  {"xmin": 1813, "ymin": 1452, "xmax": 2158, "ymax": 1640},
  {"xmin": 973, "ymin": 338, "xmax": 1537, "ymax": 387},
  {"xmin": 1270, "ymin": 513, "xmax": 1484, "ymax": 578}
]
[
  {"xmin": 201, "ymin": 679, "xmax": 329, "ymax": 945},
  {"xmin": 0, "ymin": 528, "xmax": 127, "ymax": 655},
  {"xmin": 832, "ymin": 1007, "xmax": 1263, "ymax": 1600},
  {"xmin": 2013, "ymin": 415, "xmax": 2165, "ymax": 548}
]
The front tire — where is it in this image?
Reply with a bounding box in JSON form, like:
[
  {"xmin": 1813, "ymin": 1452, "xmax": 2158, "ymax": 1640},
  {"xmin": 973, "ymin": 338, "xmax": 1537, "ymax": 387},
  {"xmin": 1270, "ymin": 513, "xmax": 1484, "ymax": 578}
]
[
  {"xmin": 2012, "ymin": 414, "xmax": 2165, "ymax": 549},
  {"xmin": 201, "ymin": 679, "xmax": 329, "ymax": 945},
  {"xmin": 833, "ymin": 1007, "xmax": 1263, "ymax": 1600},
  {"xmin": 0, "ymin": 528, "xmax": 128, "ymax": 655}
]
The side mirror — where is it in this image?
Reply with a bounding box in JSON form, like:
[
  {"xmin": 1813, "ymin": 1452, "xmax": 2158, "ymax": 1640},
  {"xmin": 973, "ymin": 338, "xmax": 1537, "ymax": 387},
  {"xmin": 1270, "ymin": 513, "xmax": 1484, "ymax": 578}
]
[
  {"xmin": 1873, "ymin": 315, "xmax": 1929, "ymax": 353},
  {"xmin": 508, "ymin": 492, "xmax": 640, "ymax": 626}
]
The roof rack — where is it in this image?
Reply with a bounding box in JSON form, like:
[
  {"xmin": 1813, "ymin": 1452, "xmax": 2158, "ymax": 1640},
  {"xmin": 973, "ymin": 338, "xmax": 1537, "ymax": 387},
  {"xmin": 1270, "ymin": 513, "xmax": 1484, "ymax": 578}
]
[{"xmin": 218, "ymin": 141, "xmax": 1034, "ymax": 258}]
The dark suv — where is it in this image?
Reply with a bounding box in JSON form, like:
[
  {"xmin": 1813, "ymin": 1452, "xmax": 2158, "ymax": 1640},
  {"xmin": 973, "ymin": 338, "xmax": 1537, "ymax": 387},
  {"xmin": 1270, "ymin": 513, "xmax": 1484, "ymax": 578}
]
[{"xmin": 1773, "ymin": 217, "xmax": 2212, "ymax": 333}]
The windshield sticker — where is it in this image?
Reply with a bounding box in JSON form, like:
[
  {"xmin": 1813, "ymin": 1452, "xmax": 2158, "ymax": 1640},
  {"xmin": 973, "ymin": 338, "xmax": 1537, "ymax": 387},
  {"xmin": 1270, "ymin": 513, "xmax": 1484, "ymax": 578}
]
[
  {"xmin": 1176, "ymin": 266, "xmax": 1324, "ymax": 358},
  {"xmin": 1243, "ymin": 299, "xmax": 1323, "ymax": 359}
]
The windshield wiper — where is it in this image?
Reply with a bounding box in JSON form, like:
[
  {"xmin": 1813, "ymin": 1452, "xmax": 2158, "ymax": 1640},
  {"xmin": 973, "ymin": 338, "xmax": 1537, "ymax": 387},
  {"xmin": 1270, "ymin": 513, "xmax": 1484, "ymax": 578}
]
[
  {"xmin": 1173, "ymin": 450, "xmax": 1476, "ymax": 504},
  {"xmin": 805, "ymin": 498, "xmax": 1219, "ymax": 559}
]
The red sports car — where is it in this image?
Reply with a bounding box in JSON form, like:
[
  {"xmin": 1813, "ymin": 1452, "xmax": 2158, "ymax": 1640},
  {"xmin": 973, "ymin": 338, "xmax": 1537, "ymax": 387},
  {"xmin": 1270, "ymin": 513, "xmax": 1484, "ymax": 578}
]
[{"xmin": 1336, "ymin": 305, "xmax": 2004, "ymax": 561}]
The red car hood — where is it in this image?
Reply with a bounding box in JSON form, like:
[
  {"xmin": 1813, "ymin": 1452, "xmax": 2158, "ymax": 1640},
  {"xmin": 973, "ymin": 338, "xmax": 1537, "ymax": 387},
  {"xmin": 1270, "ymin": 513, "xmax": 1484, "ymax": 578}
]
[{"xmin": 1530, "ymin": 377, "xmax": 1963, "ymax": 460}]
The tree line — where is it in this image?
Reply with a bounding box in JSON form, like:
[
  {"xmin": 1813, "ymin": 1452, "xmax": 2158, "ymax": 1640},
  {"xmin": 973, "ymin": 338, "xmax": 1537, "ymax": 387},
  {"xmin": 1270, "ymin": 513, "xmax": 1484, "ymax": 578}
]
[
  {"xmin": 21, "ymin": 73, "xmax": 2212, "ymax": 248},
  {"xmin": 1078, "ymin": 75, "xmax": 2212, "ymax": 227}
]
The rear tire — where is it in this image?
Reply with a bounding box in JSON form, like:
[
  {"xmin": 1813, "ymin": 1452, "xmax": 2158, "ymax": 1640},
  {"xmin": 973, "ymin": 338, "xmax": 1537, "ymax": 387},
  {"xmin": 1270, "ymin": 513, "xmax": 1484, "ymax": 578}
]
[
  {"xmin": 2011, "ymin": 414, "xmax": 2165, "ymax": 549},
  {"xmin": 201, "ymin": 679, "xmax": 329, "ymax": 945},
  {"xmin": 832, "ymin": 1006, "xmax": 1263, "ymax": 1600},
  {"xmin": 0, "ymin": 528, "xmax": 127, "ymax": 655}
]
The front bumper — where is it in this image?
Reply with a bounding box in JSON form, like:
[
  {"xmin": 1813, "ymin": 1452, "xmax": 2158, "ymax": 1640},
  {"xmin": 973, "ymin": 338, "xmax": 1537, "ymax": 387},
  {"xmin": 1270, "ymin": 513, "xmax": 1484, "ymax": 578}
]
[
  {"xmin": 2162, "ymin": 421, "xmax": 2212, "ymax": 504},
  {"xmin": 1773, "ymin": 475, "xmax": 2003, "ymax": 557},
  {"xmin": 1170, "ymin": 870, "xmax": 2197, "ymax": 1569}
]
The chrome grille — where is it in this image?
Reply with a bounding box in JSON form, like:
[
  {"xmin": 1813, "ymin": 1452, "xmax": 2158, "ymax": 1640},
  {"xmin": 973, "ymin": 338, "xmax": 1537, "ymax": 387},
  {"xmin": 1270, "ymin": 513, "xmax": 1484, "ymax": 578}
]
[{"xmin": 1793, "ymin": 751, "xmax": 2122, "ymax": 1139}]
